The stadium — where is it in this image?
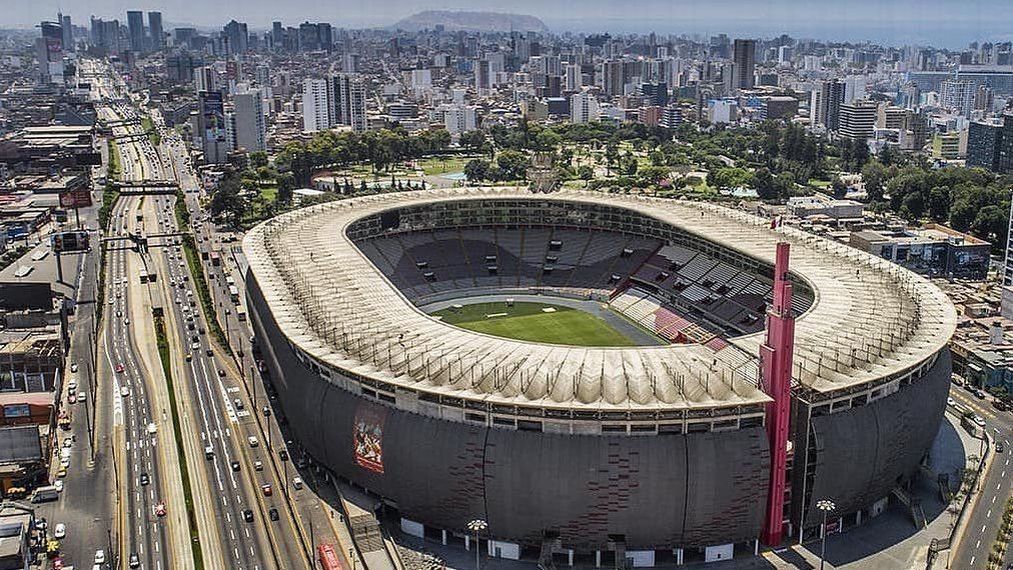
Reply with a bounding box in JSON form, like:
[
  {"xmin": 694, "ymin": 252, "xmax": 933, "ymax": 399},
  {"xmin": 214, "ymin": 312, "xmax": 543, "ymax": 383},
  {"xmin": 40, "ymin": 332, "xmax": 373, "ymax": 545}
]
[{"xmin": 243, "ymin": 187, "xmax": 956, "ymax": 565}]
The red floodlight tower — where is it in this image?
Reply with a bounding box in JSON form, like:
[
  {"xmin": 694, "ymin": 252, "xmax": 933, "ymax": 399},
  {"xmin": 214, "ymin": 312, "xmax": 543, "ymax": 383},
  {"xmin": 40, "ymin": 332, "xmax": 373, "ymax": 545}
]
[{"xmin": 760, "ymin": 241, "xmax": 795, "ymax": 546}]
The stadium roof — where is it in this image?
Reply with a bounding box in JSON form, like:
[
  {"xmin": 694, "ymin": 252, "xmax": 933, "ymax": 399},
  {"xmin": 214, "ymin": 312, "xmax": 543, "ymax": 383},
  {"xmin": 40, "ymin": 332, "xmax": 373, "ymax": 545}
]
[{"xmin": 244, "ymin": 187, "xmax": 956, "ymax": 411}]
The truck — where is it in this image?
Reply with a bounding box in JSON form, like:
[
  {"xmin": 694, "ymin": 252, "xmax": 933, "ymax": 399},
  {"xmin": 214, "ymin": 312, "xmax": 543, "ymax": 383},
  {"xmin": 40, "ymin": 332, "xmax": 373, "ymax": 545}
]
[{"xmin": 31, "ymin": 485, "xmax": 60, "ymax": 503}]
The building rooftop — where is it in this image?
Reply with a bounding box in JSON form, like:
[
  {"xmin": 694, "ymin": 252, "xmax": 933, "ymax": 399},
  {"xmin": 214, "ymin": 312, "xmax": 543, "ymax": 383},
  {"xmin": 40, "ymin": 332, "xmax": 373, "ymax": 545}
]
[{"xmin": 244, "ymin": 187, "xmax": 956, "ymax": 411}]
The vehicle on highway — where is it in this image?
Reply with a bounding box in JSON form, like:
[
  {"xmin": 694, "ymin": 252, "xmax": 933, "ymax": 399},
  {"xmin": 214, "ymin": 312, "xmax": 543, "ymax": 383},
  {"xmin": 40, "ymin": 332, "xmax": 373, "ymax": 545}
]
[
  {"xmin": 279, "ymin": 450, "xmax": 288, "ymax": 461},
  {"xmin": 269, "ymin": 508, "xmax": 279, "ymax": 521},
  {"xmin": 292, "ymin": 477, "xmax": 303, "ymax": 490},
  {"xmin": 231, "ymin": 460, "xmax": 240, "ymax": 471},
  {"xmin": 243, "ymin": 509, "xmax": 254, "ymax": 522},
  {"xmin": 147, "ymin": 422, "xmax": 157, "ymax": 434},
  {"xmin": 205, "ymin": 349, "xmax": 213, "ymax": 357},
  {"xmin": 115, "ymin": 364, "xmax": 124, "ymax": 373},
  {"xmin": 54, "ymin": 480, "xmax": 64, "ymax": 493},
  {"xmin": 31, "ymin": 485, "xmax": 60, "ymax": 503},
  {"xmin": 997, "ymin": 442, "xmax": 1005, "ymax": 453},
  {"xmin": 77, "ymin": 392, "xmax": 86, "ymax": 404},
  {"xmin": 68, "ymin": 394, "xmax": 76, "ymax": 405},
  {"xmin": 185, "ymin": 353, "xmax": 192, "ymax": 361},
  {"xmin": 234, "ymin": 398, "xmax": 244, "ymax": 410},
  {"xmin": 94, "ymin": 549, "xmax": 105, "ymax": 564},
  {"xmin": 204, "ymin": 446, "xmax": 214, "ymax": 459},
  {"xmin": 155, "ymin": 502, "xmax": 166, "ymax": 517},
  {"xmin": 70, "ymin": 363, "xmax": 78, "ymax": 373},
  {"xmin": 139, "ymin": 472, "xmax": 149, "ymax": 486},
  {"xmin": 120, "ymin": 386, "xmax": 129, "ymax": 397},
  {"xmin": 54, "ymin": 523, "xmax": 66, "ymax": 539},
  {"xmin": 218, "ymin": 369, "xmax": 226, "ymax": 377},
  {"xmin": 254, "ymin": 460, "xmax": 263, "ymax": 471},
  {"xmin": 973, "ymin": 415, "xmax": 986, "ymax": 427},
  {"xmin": 129, "ymin": 552, "xmax": 140, "ymax": 568},
  {"xmin": 248, "ymin": 436, "xmax": 259, "ymax": 447},
  {"xmin": 261, "ymin": 484, "xmax": 273, "ymax": 496},
  {"xmin": 262, "ymin": 406, "xmax": 271, "ymax": 417}
]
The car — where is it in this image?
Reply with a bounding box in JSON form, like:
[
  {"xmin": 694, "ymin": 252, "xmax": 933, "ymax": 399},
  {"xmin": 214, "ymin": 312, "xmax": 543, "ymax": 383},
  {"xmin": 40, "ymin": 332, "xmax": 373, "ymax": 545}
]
[
  {"xmin": 231, "ymin": 460, "xmax": 240, "ymax": 472},
  {"xmin": 994, "ymin": 400, "xmax": 1010, "ymax": 412},
  {"xmin": 129, "ymin": 552, "xmax": 140, "ymax": 568},
  {"xmin": 54, "ymin": 480, "xmax": 64, "ymax": 492},
  {"xmin": 63, "ymin": 437, "xmax": 73, "ymax": 449},
  {"xmin": 139, "ymin": 472, "xmax": 150, "ymax": 486},
  {"xmin": 218, "ymin": 369, "xmax": 226, "ymax": 378},
  {"xmin": 947, "ymin": 397, "xmax": 956, "ymax": 406},
  {"xmin": 192, "ymin": 342, "xmax": 200, "ymax": 350},
  {"xmin": 70, "ymin": 363, "xmax": 78, "ymax": 373},
  {"xmin": 116, "ymin": 310, "xmax": 122, "ymax": 317},
  {"xmin": 206, "ymin": 349, "xmax": 214, "ymax": 357},
  {"xmin": 94, "ymin": 550, "xmax": 106, "ymax": 564},
  {"xmin": 147, "ymin": 422, "xmax": 157, "ymax": 434},
  {"xmin": 973, "ymin": 415, "xmax": 987, "ymax": 427},
  {"xmin": 997, "ymin": 442, "xmax": 1005, "ymax": 453},
  {"xmin": 292, "ymin": 477, "xmax": 303, "ymax": 490},
  {"xmin": 261, "ymin": 484, "xmax": 273, "ymax": 496},
  {"xmin": 154, "ymin": 502, "xmax": 166, "ymax": 517},
  {"xmin": 54, "ymin": 523, "xmax": 66, "ymax": 539},
  {"xmin": 279, "ymin": 450, "xmax": 288, "ymax": 461},
  {"xmin": 973, "ymin": 389, "xmax": 986, "ymax": 400},
  {"xmin": 115, "ymin": 364, "xmax": 124, "ymax": 373},
  {"xmin": 234, "ymin": 399, "xmax": 244, "ymax": 410},
  {"xmin": 248, "ymin": 436, "xmax": 259, "ymax": 447},
  {"xmin": 185, "ymin": 353, "xmax": 192, "ymax": 362},
  {"xmin": 204, "ymin": 446, "xmax": 214, "ymax": 459},
  {"xmin": 243, "ymin": 509, "xmax": 254, "ymax": 522},
  {"xmin": 120, "ymin": 386, "xmax": 129, "ymax": 397},
  {"xmin": 124, "ymin": 318, "xmax": 130, "ymax": 325},
  {"xmin": 262, "ymin": 406, "xmax": 271, "ymax": 417},
  {"xmin": 68, "ymin": 394, "xmax": 77, "ymax": 404},
  {"xmin": 35, "ymin": 518, "xmax": 47, "ymax": 531},
  {"xmin": 254, "ymin": 460, "xmax": 263, "ymax": 471},
  {"xmin": 77, "ymin": 392, "xmax": 86, "ymax": 403},
  {"xmin": 269, "ymin": 507, "xmax": 279, "ymax": 521}
]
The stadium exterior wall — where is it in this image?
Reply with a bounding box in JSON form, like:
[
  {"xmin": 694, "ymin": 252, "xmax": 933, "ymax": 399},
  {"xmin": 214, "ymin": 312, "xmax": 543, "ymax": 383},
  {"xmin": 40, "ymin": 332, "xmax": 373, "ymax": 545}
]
[
  {"xmin": 247, "ymin": 271, "xmax": 951, "ymax": 552},
  {"xmin": 247, "ymin": 272, "xmax": 771, "ymax": 551}
]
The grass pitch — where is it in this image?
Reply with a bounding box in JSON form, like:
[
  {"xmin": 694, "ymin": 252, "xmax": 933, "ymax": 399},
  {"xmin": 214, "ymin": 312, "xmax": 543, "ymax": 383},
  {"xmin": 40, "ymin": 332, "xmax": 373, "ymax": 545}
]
[{"xmin": 432, "ymin": 301, "xmax": 635, "ymax": 347}]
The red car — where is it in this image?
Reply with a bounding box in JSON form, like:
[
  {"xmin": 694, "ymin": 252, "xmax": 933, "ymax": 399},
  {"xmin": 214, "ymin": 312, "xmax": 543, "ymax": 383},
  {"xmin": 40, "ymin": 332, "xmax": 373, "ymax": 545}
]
[
  {"xmin": 115, "ymin": 364, "xmax": 124, "ymax": 373},
  {"xmin": 261, "ymin": 484, "xmax": 272, "ymax": 497},
  {"xmin": 155, "ymin": 502, "xmax": 166, "ymax": 517}
]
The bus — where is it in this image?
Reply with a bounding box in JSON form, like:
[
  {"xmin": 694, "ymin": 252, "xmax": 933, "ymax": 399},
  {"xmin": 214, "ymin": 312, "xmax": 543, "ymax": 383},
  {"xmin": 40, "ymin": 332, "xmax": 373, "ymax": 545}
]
[
  {"xmin": 228, "ymin": 285, "xmax": 239, "ymax": 303},
  {"xmin": 317, "ymin": 544, "xmax": 342, "ymax": 570},
  {"xmin": 225, "ymin": 275, "xmax": 236, "ymax": 287}
]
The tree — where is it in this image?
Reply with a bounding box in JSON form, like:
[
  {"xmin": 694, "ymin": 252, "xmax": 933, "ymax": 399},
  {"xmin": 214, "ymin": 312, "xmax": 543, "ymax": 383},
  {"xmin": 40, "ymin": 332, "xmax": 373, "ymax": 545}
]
[
  {"xmin": 496, "ymin": 150, "xmax": 529, "ymax": 181},
  {"xmin": 831, "ymin": 177, "xmax": 848, "ymax": 199},
  {"xmin": 754, "ymin": 168, "xmax": 777, "ymax": 200},
  {"xmin": 862, "ymin": 161, "xmax": 887, "ymax": 203},
  {"xmin": 577, "ymin": 165, "xmax": 594, "ymax": 181},
  {"xmin": 459, "ymin": 130, "xmax": 487, "ymax": 151},
  {"xmin": 464, "ymin": 159, "xmax": 491, "ymax": 183},
  {"xmin": 248, "ymin": 151, "xmax": 268, "ymax": 169},
  {"xmin": 276, "ymin": 172, "xmax": 295, "ymax": 205},
  {"xmin": 209, "ymin": 175, "xmax": 247, "ymax": 228}
]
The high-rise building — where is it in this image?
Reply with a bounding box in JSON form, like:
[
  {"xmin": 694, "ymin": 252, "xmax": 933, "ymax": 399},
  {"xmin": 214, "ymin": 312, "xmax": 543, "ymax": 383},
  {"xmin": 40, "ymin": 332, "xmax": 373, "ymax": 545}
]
[
  {"xmin": 660, "ymin": 104, "xmax": 684, "ymax": 129},
  {"xmin": 147, "ymin": 12, "xmax": 164, "ymax": 50},
  {"xmin": 844, "ymin": 75, "xmax": 866, "ymax": 103},
  {"xmin": 600, "ymin": 59, "xmax": 624, "ymax": 97},
  {"xmin": 812, "ymin": 79, "xmax": 845, "ymax": 130},
  {"xmin": 564, "ymin": 64, "xmax": 582, "ymax": 92},
  {"xmin": 570, "ymin": 90, "xmax": 600, "ymax": 124},
  {"xmin": 271, "ymin": 22, "xmax": 284, "ymax": 50},
  {"xmin": 838, "ymin": 100, "xmax": 878, "ymax": 141},
  {"xmin": 967, "ymin": 119, "xmax": 1004, "ymax": 170},
  {"xmin": 232, "ymin": 90, "xmax": 266, "ymax": 152},
  {"xmin": 731, "ymin": 39, "xmax": 756, "ymax": 92},
  {"xmin": 474, "ymin": 60, "xmax": 491, "ymax": 92},
  {"xmin": 302, "ymin": 78, "xmax": 331, "ymax": 132},
  {"xmin": 442, "ymin": 104, "xmax": 478, "ymax": 134},
  {"xmin": 194, "ymin": 66, "xmax": 219, "ymax": 94},
  {"xmin": 941, "ymin": 79, "xmax": 977, "ymax": 117},
  {"xmin": 59, "ymin": 13, "xmax": 73, "ymax": 52},
  {"xmin": 198, "ymin": 91, "xmax": 229, "ymax": 163},
  {"xmin": 127, "ymin": 11, "xmax": 145, "ymax": 52},
  {"xmin": 330, "ymin": 74, "xmax": 367, "ymax": 133},
  {"xmin": 223, "ymin": 20, "xmax": 248, "ymax": 55},
  {"xmin": 36, "ymin": 21, "xmax": 64, "ymax": 84}
]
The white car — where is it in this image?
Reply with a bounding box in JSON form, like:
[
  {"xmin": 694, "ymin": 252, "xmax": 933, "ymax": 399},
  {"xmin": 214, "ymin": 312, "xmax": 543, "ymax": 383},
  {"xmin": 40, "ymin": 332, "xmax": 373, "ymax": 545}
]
[
  {"xmin": 95, "ymin": 549, "xmax": 106, "ymax": 564},
  {"xmin": 54, "ymin": 522, "xmax": 66, "ymax": 538},
  {"xmin": 54, "ymin": 480, "xmax": 64, "ymax": 492},
  {"xmin": 70, "ymin": 363, "xmax": 78, "ymax": 373},
  {"xmin": 78, "ymin": 391, "xmax": 87, "ymax": 403},
  {"xmin": 120, "ymin": 386, "xmax": 130, "ymax": 397},
  {"xmin": 974, "ymin": 415, "xmax": 986, "ymax": 427},
  {"xmin": 147, "ymin": 422, "xmax": 157, "ymax": 435},
  {"xmin": 247, "ymin": 436, "xmax": 259, "ymax": 447},
  {"xmin": 947, "ymin": 397, "xmax": 955, "ymax": 406}
]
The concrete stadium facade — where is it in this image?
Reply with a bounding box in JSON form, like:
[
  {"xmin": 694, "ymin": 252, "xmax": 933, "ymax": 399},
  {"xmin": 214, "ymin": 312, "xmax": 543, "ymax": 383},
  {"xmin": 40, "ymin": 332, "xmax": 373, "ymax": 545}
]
[{"xmin": 243, "ymin": 188, "xmax": 955, "ymax": 563}]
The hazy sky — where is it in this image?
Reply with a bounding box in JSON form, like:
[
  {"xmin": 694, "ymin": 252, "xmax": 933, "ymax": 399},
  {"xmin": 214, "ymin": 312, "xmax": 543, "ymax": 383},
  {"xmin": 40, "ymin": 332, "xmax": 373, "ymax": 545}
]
[{"xmin": 6, "ymin": 0, "xmax": 1013, "ymax": 47}]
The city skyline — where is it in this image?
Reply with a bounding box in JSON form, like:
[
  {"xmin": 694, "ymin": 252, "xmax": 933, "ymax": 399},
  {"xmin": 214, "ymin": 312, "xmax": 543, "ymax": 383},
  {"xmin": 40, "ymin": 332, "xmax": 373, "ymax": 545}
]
[{"xmin": 4, "ymin": 0, "xmax": 1013, "ymax": 48}]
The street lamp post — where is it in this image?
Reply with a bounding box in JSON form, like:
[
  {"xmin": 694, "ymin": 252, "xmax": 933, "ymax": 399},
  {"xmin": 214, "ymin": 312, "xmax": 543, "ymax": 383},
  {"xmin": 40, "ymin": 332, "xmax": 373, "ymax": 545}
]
[
  {"xmin": 815, "ymin": 499, "xmax": 835, "ymax": 570},
  {"xmin": 467, "ymin": 519, "xmax": 487, "ymax": 570}
]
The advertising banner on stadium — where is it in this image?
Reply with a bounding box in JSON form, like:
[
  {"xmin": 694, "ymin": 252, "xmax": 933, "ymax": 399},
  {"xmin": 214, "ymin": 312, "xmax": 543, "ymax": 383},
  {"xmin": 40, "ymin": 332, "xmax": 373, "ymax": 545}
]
[{"xmin": 353, "ymin": 406, "xmax": 386, "ymax": 474}]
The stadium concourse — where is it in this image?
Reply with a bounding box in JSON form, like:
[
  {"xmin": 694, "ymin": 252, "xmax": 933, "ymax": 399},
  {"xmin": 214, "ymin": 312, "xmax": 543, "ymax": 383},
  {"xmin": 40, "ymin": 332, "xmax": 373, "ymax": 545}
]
[{"xmin": 243, "ymin": 187, "xmax": 956, "ymax": 566}]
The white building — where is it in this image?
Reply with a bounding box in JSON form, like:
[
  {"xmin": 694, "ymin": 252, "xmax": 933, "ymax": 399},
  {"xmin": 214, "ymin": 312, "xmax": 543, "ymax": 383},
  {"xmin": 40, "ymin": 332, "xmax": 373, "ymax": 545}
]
[
  {"xmin": 302, "ymin": 78, "xmax": 330, "ymax": 132},
  {"xmin": 564, "ymin": 64, "xmax": 582, "ymax": 91},
  {"xmin": 570, "ymin": 91, "xmax": 600, "ymax": 124},
  {"xmin": 331, "ymin": 73, "xmax": 367, "ymax": 133},
  {"xmin": 442, "ymin": 104, "xmax": 478, "ymax": 135},
  {"xmin": 707, "ymin": 99, "xmax": 738, "ymax": 124}
]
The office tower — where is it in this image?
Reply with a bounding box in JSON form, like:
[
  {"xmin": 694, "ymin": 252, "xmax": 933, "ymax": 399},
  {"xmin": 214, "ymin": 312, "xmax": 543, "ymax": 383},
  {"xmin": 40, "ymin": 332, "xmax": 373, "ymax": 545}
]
[
  {"xmin": 474, "ymin": 60, "xmax": 491, "ymax": 92},
  {"xmin": 232, "ymin": 90, "xmax": 266, "ymax": 152},
  {"xmin": 127, "ymin": 11, "xmax": 145, "ymax": 52},
  {"xmin": 194, "ymin": 66, "xmax": 219, "ymax": 93},
  {"xmin": 36, "ymin": 20, "xmax": 64, "ymax": 84},
  {"xmin": 564, "ymin": 64, "xmax": 582, "ymax": 91},
  {"xmin": 303, "ymin": 79, "xmax": 331, "ymax": 132},
  {"xmin": 901, "ymin": 109, "xmax": 929, "ymax": 151},
  {"xmin": 838, "ymin": 100, "xmax": 878, "ymax": 141},
  {"xmin": 777, "ymin": 45, "xmax": 793, "ymax": 64},
  {"xmin": 812, "ymin": 79, "xmax": 845, "ymax": 130},
  {"xmin": 660, "ymin": 104, "xmax": 683, "ymax": 129},
  {"xmin": 342, "ymin": 54, "xmax": 359, "ymax": 73},
  {"xmin": 148, "ymin": 12, "xmax": 164, "ymax": 50},
  {"xmin": 600, "ymin": 59, "xmax": 624, "ymax": 97},
  {"xmin": 844, "ymin": 75, "xmax": 866, "ymax": 103},
  {"xmin": 941, "ymin": 79, "xmax": 976, "ymax": 116},
  {"xmin": 271, "ymin": 22, "xmax": 284, "ymax": 50},
  {"xmin": 59, "ymin": 13, "xmax": 73, "ymax": 52},
  {"xmin": 641, "ymin": 82, "xmax": 669, "ymax": 107},
  {"xmin": 570, "ymin": 90, "xmax": 600, "ymax": 123},
  {"xmin": 166, "ymin": 53, "xmax": 202, "ymax": 84},
  {"xmin": 199, "ymin": 91, "xmax": 229, "ymax": 163},
  {"xmin": 223, "ymin": 20, "xmax": 248, "ymax": 55},
  {"xmin": 731, "ymin": 39, "xmax": 756, "ymax": 92},
  {"xmin": 254, "ymin": 65, "xmax": 271, "ymax": 88},
  {"xmin": 330, "ymin": 74, "xmax": 366, "ymax": 133},
  {"xmin": 967, "ymin": 119, "xmax": 1004, "ymax": 170},
  {"xmin": 298, "ymin": 22, "xmax": 321, "ymax": 51}
]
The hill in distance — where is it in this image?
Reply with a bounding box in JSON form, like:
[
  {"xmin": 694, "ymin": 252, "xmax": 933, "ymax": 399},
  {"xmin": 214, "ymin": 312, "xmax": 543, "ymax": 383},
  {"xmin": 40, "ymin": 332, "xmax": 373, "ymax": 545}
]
[{"xmin": 393, "ymin": 10, "xmax": 548, "ymax": 33}]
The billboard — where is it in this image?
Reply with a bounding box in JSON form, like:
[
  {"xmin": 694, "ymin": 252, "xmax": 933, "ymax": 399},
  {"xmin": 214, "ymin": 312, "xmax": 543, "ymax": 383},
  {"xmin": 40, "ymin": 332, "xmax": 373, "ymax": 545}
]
[
  {"xmin": 52, "ymin": 230, "xmax": 90, "ymax": 253},
  {"xmin": 59, "ymin": 189, "xmax": 93, "ymax": 208},
  {"xmin": 353, "ymin": 406, "xmax": 385, "ymax": 474},
  {"xmin": 3, "ymin": 404, "xmax": 30, "ymax": 418},
  {"xmin": 199, "ymin": 91, "xmax": 227, "ymax": 143}
]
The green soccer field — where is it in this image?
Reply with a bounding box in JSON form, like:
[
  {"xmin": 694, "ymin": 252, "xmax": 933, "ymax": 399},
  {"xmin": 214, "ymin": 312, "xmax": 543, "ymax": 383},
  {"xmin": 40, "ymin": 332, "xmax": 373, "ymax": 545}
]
[{"xmin": 431, "ymin": 301, "xmax": 636, "ymax": 347}]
